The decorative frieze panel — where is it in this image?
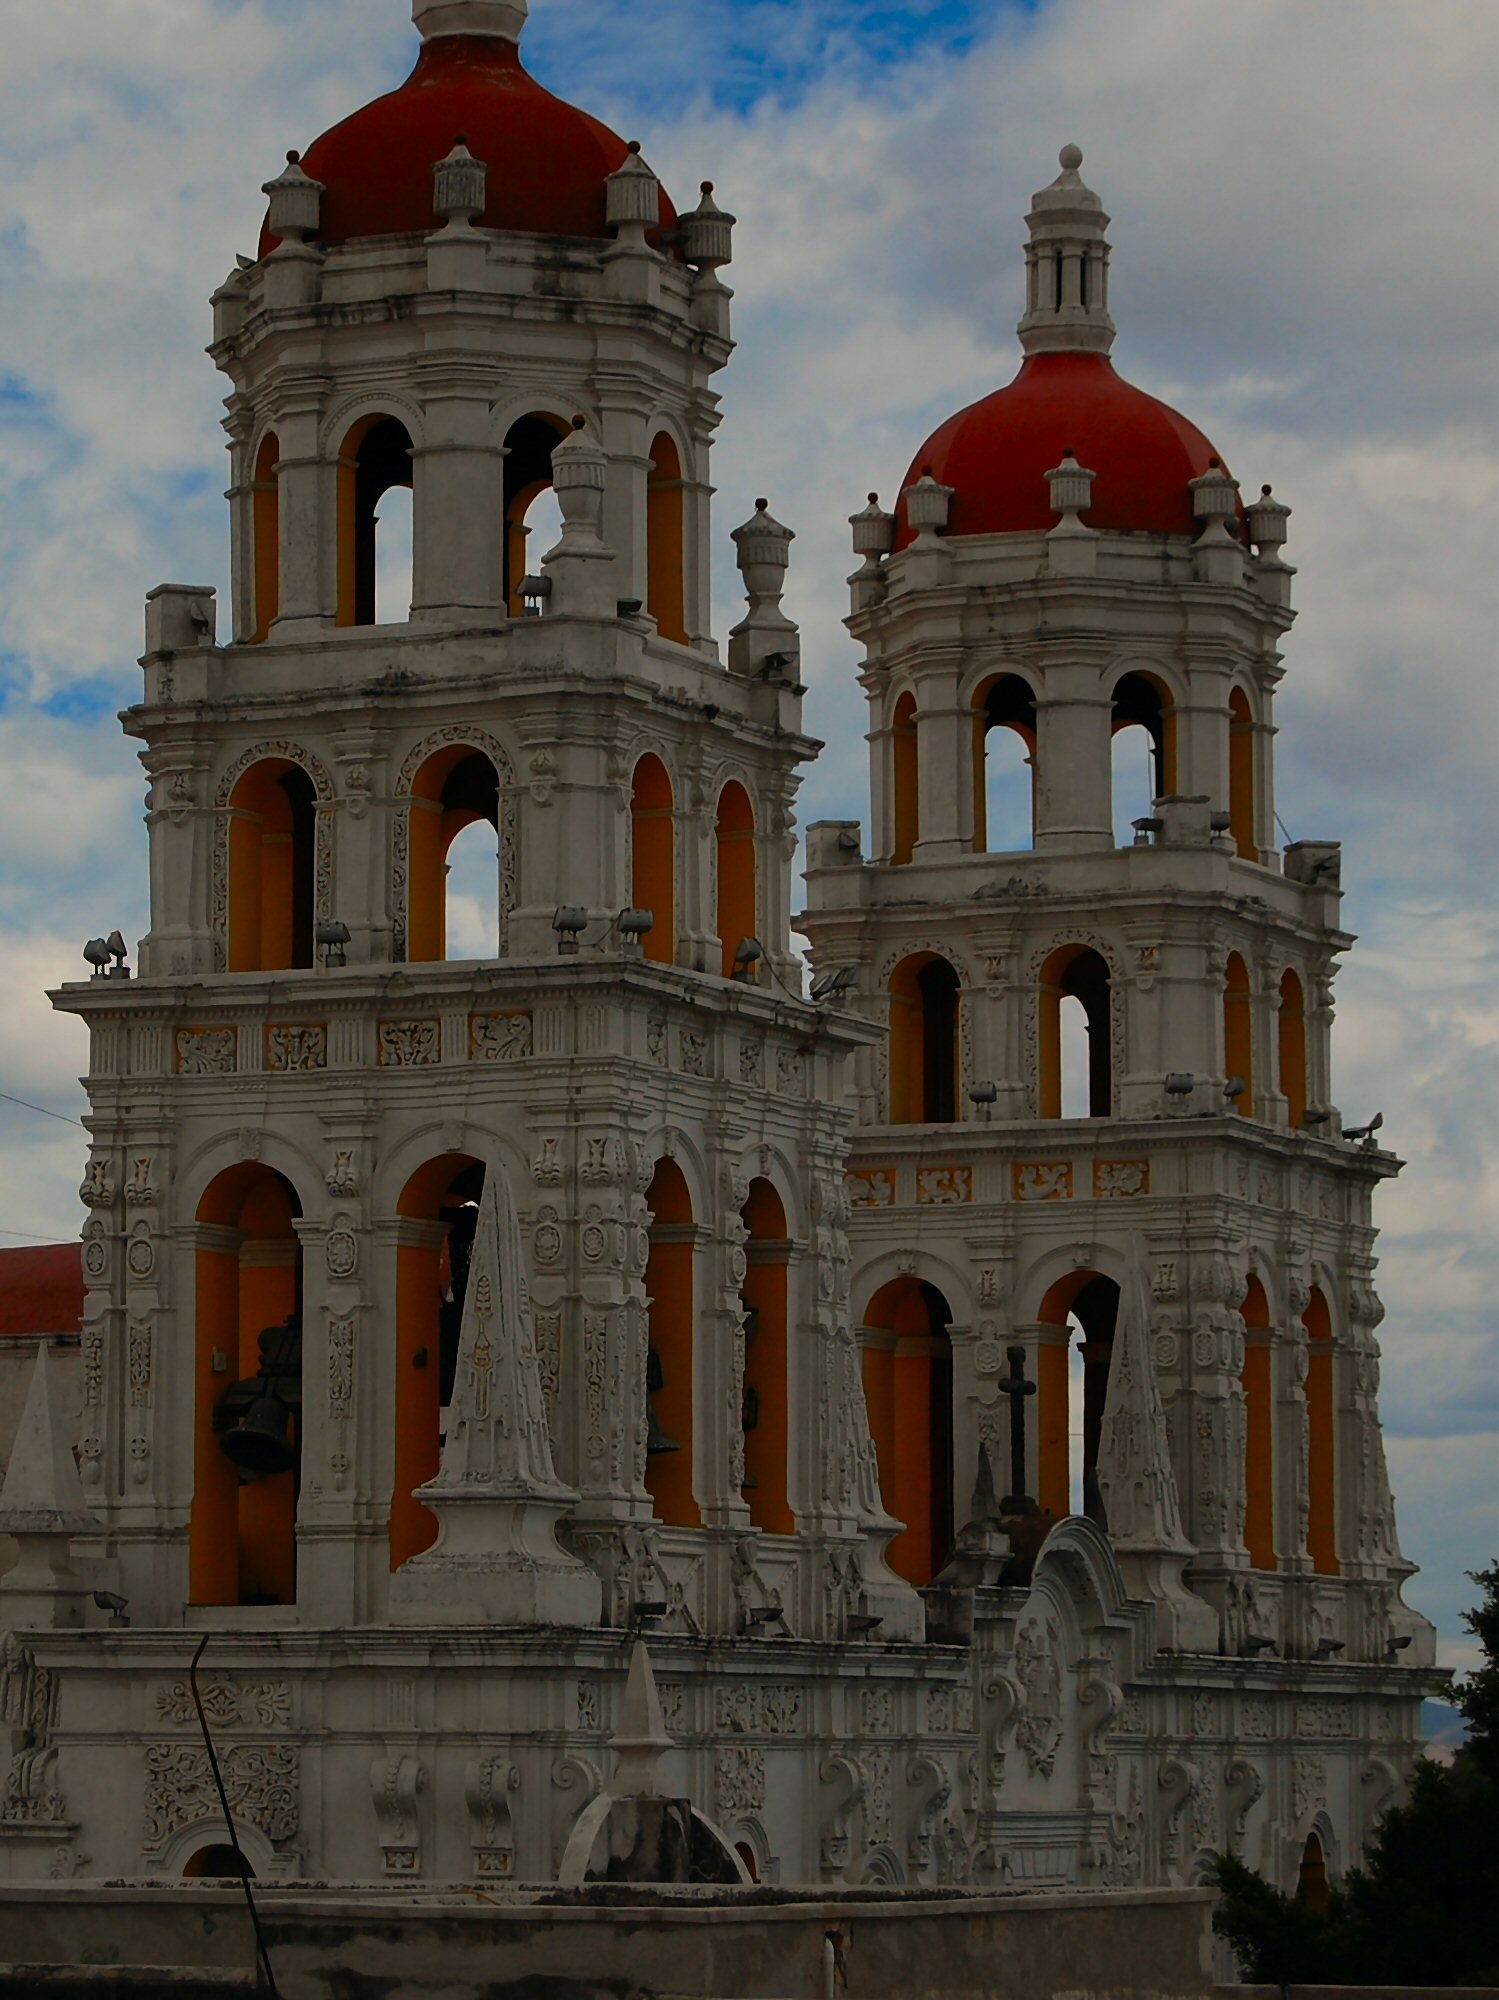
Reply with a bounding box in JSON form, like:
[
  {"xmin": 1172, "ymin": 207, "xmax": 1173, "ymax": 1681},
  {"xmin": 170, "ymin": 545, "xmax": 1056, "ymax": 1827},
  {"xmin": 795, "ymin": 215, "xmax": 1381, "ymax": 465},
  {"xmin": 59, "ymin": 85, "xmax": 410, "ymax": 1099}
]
[
  {"xmin": 176, "ymin": 1028, "xmax": 236, "ymax": 1075},
  {"xmin": 1014, "ymin": 1161, "xmax": 1072, "ymax": 1201},
  {"xmin": 916, "ymin": 1166, "xmax": 972, "ymax": 1205},
  {"xmin": 846, "ymin": 1168, "xmax": 896, "ymax": 1208},
  {"xmin": 378, "ymin": 1019, "xmax": 439, "ymax": 1067},
  {"xmin": 1094, "ymin": 1159, "xmax": 1149, "ymax": 1199},
  {"xmin": 154, "ymin": 1681, "xmax": 293, "ymax": 1730},
  {"xmin": 714, "ymin": 1684, "xmax": 803, "ymax": 1735},
  {"xmin": 143, "ymin": 1744, "xmax": 299, "ymax": 1853},
  {"xmin": 266, "ymin": 1025, "xmax": 326, "ymax": 1072},
  {"xmin": 470, "ymin": 1012, "xmax": 532, "ymax": 1062}
]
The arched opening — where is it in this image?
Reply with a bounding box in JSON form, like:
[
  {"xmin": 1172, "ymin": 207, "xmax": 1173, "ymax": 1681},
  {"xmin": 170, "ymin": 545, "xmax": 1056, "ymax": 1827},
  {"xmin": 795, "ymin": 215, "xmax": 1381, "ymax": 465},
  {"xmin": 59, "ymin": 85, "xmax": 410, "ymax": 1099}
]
[
  {"xmin": 1229, "ymin": 687, "xmax": 1256, "ymax": 861},
  {"xmin": 1303, "ymin": 1287, "xmax": 1339, "ymax": 1576},
  {"xmin": 183, "ymin": 1844, "xmax": 254, "ymax": 1880},
  {"xmin": 1038, "ymin": 944, "xmax": 1111, "ymax": 1118},
  {"xmin": 716, "ymin": 781, "xmax": 757, "ymax": 979},
  {"xmin": 888, "ymin": 952, "xmax": 959, "ymax": 1124},
  {"xmin": 392, "ymin": 1152, "xmax": 485, "ymax": 1570},
  {"xmin": 251, "ymin": 432, "xmax": 279, "ymax": 643},
  {"xmin": 644, "ymin": 1158, "xmax": 698, "ymax": 1528},
  {"xmin": 861, "ymin": 1278, "xmax": 953, "ymax": 1586},
  {"xmin": 1297, "ymin": 1831, "xmax": 1331, "ymax": 1916},
  {"xmin": 337, "ymin": 414, "xmax": 414, "ymax": 627},
  {"xmin": 973, "ymin": 674, "xmax": 1036, "ymax": 854},
  {"xmin": 1278, "ymin": 970, "xmax": 1308, "ymax": 1129},
  {"xmin": 374, "ymin": 482, "xmax": 414, "ymax": 627},
  {"xmin": 647, "ymin": 431, "xmax": 688, "ymax": 643},
  {"xmin": 631, "ymin": 754, "xmax": 676, "ymax": 966},
  {"xmin": 192, "ymin": 1163, "xmax": 303, "ymax": 1607},
  {"xmin": 740, "ymin": 1178, "xmax": 791, "ymax": 1534},
  {"xmin": 891, "ymin": 693, "xmax": 918, "ymax": 866},
  {"xmin": 734, "ymin": 1841, "xmax": 760, "ymax": 1883},
  {"xmin": 1224, "ymin": 951, "xmax": 1253, "ymax": 1116},
  {"xmin": 1111, "ymin": 672, "xmax": 1175, "ymax": 846},
  {"xmin": 1037, "ymin": 1271, "xmax": 1118, "ymax": 1522},
  {"xmin": 503, "ymin": 412, "xmax": 569, "ymax": 615},
  {"xmin": 227, "ymin": 757, "xmax": 316, "ymax": 973},
  {"xmin": 1239, "ymin": 1275, "xmax": 1275, "ymax": 1569},
  {"xmin": 406, "ymin": 745, "xmax": 501, "ymax": 964}
]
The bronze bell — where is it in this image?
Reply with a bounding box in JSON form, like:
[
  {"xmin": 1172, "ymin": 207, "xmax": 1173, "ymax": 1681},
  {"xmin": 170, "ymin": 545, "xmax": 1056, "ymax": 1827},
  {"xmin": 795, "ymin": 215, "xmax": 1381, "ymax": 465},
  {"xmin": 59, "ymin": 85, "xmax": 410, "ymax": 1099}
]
[
  {"xmin": 645, "ymin": 1398, "xmax": 681, "ymax": 1457},
  {"xmin": 221, "ymin": 1394, "xmax": 296, "ymax": 1479}
]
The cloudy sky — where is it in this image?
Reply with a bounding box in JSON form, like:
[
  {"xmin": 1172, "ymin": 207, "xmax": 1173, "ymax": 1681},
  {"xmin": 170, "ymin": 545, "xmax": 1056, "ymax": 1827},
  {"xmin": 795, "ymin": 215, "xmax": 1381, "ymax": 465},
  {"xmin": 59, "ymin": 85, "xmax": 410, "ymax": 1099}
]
[{"xmin": 0, "ymin": 0, "xmax": 1494, "ymax": 1668}]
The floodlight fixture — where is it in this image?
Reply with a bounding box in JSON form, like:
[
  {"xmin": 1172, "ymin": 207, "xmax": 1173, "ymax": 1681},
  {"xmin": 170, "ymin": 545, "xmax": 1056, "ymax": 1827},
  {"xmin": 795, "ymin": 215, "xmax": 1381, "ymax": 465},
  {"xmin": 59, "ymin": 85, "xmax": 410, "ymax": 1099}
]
[
  {"xmin": 1131, "ymin": 816, "xmax": 1163, "ymax": 846},
  {"xmin": 1223, "ymin": 1076, "xmax": 1246, "ymax": 1100},
  {"xmin": 1344, "ymin": 1112, "xmax": 1384, "ymax": 1144},
  {"xmin": 105, "ymin": 931, "xmax": 131, "ymax": 979},
  {"xmin": 617, "ymin": 907, "xmax": 654, "ymax": 945},
  {"xmin": 316, "ymin": 920, "xmax": 351, "ymax": 968},
  {"xmin": 552, "ymin": 906, "xmax": 588, "ymax": 955},
  {"xmin": 1164, "ymin": 1073, "xmax": 1195, "ymax": 1096},
  {"xmin": 83, "ymin": 938, "xmax": 110, "ymax": 976},
  {"xmin": 1209, "ymin": 809, "xmax": 1233, "ymax": 833},
  {"xmin": 967, "ymin": 1079, "xmax": 999, "ymax": 1123},
  {"xmin": 730, "ymin": 936, "xmax": 763, "ymax": 981},
  {"xmin": 1313, "ymin": 1637, "xmax": 1345, "ymax": 1658},
  {"xmin": 518, "ymin": 573, "xmax": 552, "ymax": 617}
]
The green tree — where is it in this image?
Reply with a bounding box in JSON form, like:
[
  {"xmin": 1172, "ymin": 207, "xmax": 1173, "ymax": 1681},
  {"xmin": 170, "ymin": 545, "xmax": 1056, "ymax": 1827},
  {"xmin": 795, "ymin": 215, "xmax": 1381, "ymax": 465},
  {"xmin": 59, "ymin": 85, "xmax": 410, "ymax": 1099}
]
[{"xmin": 1209, "ymin": 1565, "xmax": 1499, "ymax": 1988}]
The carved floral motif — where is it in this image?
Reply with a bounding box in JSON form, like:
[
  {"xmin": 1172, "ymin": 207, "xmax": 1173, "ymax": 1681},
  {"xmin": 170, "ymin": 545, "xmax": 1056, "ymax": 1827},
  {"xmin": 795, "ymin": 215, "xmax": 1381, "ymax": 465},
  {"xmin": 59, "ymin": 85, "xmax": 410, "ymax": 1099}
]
[{"xmin": 1015, "ymin": 1162, "xmax": 1073, "ymax": 1201}]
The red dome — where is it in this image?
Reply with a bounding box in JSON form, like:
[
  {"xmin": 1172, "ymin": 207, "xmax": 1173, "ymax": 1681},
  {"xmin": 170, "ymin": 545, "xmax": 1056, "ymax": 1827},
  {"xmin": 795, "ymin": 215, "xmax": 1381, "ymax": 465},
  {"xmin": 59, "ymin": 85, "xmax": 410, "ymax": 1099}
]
[
  {"xmin": 0, "ymin": 1245, "xmax": 83, "ymax": 1339},
  {"xmin": 259, "ymin": 35, "xmax": 676, "ymax": 256},
  {"xmin": 896, "ymin": 351, "xmax": 1227, "ymax": 544}
]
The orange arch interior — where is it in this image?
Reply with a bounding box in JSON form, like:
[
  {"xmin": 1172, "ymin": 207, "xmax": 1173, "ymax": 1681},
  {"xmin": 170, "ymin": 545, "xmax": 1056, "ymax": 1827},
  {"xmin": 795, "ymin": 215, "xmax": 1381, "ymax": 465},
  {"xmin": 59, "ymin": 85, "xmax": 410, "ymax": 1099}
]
[
  {"xmin": 891, "ymin": 693, "xmax": 918, "ymax": 865},
  {"xmin": 1229, "ymin": 687, "xmax": 1256, "ymax": 861},
  {"xmin": 192, "ymin": 1163, "xmax": 301, "ymax": 1608},
  {"xmin": 888, "ymin": 951, "xmax": 959, "ymax": 1124},
  {"xmin": 716, "ymin": 781, "xmax": 757, "ymax": 978},
  {"xmin": 1279, "ymin": 969, "xmax": 1308, "ymax": 1128},
  {"xmin": 1240, "ymin": 1274, "xmax": 1275, "ymax": 1569},
  {"xmin": 503, "ymin": 411, "xmax": 569, "ymax": 614},
  {"xmin": 861, "ymin": 1277, "xmax": 953, "ymax": 1585},
  {"xmin": 645, "ymin": 1158, "xmax": 698, "ymax": 1527},
  {"xmin": 741, "ymin": 1178, "xmax": 792, "ymax": 1534},
  {"xmin": 227, "ymin": 758, "xmax": 316, "ymax": 973},
  {"xmin": 1224, "ymin": 950, "xmax": 1253, "ymax": 1116},
  {"xmin": 251, "ymin": 432, "xmax": 279, "ymax": 644},
  {"xmin": 406, "ymin": 744, "xmax": 500, "ymax": 964},
  {"xmin": 391, "ymin": 1152, "xmax": 485, "ymax": 1569},
  {"xmin": 1111, "ymin": 671, "xmax": 1178, "ymax": 796},
  {"xmin": 631, "ymin": 754, "xmax": 676, "ymax": 965},
  {"xmin": 1303, "ymin": 1286, "xmax": 1339, "ymax": 1575},
  {"xmin": 647, "ymin": 431, "xmax": 688, "ymax": 643}
]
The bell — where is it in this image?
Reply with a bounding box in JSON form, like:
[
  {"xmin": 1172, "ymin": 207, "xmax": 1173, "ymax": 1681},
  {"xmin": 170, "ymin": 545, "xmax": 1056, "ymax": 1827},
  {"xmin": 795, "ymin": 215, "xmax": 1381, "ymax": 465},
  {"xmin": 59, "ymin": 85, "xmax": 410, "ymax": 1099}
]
[
  {"xmin": 220, "ymin": 1395, "xmax": 296, "ymax": 1479},
  {"xmin": 645, "ymin": 1395, "xmax": 680, "ymax": 1457}
]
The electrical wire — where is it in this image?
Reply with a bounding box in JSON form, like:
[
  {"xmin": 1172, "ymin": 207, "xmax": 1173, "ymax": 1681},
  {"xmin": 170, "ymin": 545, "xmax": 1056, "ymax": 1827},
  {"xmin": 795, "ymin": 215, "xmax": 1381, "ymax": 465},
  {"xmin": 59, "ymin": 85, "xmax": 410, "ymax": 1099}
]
[{"xmin": 0, "ymin": 1090, "xmax": 86, "ymax": 1129}]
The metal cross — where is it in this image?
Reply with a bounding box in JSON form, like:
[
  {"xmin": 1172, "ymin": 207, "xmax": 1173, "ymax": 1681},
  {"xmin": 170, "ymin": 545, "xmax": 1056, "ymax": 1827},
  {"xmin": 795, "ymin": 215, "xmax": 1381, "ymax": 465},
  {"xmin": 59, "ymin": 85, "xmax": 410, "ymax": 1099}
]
[{"xmin": 997, "ymin": 1343, "xmax": 1038, "ymax": 1514}]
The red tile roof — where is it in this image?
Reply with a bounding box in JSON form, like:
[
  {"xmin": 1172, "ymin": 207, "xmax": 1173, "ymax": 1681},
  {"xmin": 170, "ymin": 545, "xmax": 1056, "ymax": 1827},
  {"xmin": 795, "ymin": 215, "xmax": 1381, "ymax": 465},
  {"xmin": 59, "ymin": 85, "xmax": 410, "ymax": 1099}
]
[{"xmin": 0, "ymin": 1244, "xmax": 83, "ymax": 1338}]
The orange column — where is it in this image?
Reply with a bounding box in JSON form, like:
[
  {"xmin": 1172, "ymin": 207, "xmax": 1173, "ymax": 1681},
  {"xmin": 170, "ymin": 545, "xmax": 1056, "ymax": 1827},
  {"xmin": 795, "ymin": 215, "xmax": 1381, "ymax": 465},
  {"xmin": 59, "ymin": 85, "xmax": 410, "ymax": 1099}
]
[
  {"xmin": 862, "ymin": 1331, "xmax": 897, "ymax": 1519},
  {"xmin": 1304, "ymin": 1292, "xmax": 1339, "ymax": 1575},
  {"xmin": 1241, "ymin": 1336, "xmax": 1276, "ymax": 1568},
  {"xmin": 645, "ymin": 1226, "xmax": 699, "ymax": 1528},
  {"xmin": 191, "ymin": 1242, "xmax": 241, "ymax": 1606},
  {"xmin": 889, "ymin": 1336, "xmax": 936, "ymax": 1583},
  {"xmin": 235, "ymin": 1250, "xmax": 297, "ymax": 1606},
  {"xmin": 406, "ymin": 799, "xmax": 446, "ymax": 964},
  {"xmin": 391, "ymin": 1236, "xmax": 444, "ymax": 1568},
  {"xmin": 1036, "ymin": 1334, "xmax": 1070, "ymax": 1520},
  {"xmin": 742, "ymin": 1246, "xmax": 792, "ymax": 1534}
]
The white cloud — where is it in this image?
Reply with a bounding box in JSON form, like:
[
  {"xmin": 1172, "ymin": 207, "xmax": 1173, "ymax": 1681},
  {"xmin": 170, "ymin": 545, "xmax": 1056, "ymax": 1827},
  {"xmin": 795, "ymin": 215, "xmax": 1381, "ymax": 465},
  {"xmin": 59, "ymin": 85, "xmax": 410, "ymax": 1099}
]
[{"xmin": 0, "ymin": 0, "xmax": 1493, "ymax": 1645}]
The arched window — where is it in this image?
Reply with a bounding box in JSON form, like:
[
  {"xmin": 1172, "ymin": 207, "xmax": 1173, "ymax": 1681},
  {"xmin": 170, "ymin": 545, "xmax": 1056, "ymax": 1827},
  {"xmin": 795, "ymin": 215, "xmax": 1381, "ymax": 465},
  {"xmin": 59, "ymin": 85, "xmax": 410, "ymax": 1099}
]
[
  {"xmin": 227, "ymin": 758, "xmax": 316, "ymax": 973},
  {"xmin": 888, "ymin": 952, "xmax": 959, "ymax": 1123},
  {"xmin": 630, "ymin": 754, "xmax": 676, "ymax": 965},
  {"xmin": 406, "ymin": 745, "xmax": 501, "ymax": 964},
  {"xmin": 1239, "ymin": 1275, "xmax": 1275, "ymax": 1570},
  {"xmin": 1229, "ymin": 687, "xmax": 1256, "ymax": 861},
  {"xmin": 1279, "ymin": 969, "xmax": 1308, "ymax": 1128},
  {"xmin": 645, "ymin": 1158, "xmax": 698, "ymax": 1528},
  {"xmin": 1111, "ymin": 672, "xmax": 1175, "ymax": 845},
  {"xmin": 861, "ymin": 1278, "xmax": 954, "ymax": 1586},
  {"xmin": 503, "ymin": 412, "xmax": 569, "ymax": 615},
  {"xmin": 183, "ymin": 1845, "xmax": 254, "ymax": 1880},
  {"xmin": 715, "ymin": 781, "xmax": 757, "ymax": 978},
  {"xmin": 891, "ymin": 692, "xmax": 919, "ymax": 865},
  {"xmin": 973, "ymin": 674, "xmax": 1036, "ymax": 853},
  {"xmin": 192, "ymin": 1164, "xmax": 303, "ymax": 1607},
  {"xmin": 1297, "ymin": 1832, "xmax": 1331, "ymax": 1916},
  {"xmin": 337, "ymin": 415, "xmax": 413, "ymax": 627},
  {"xmin": 1037, "ymin": 1271, "xmax": 1118, "ymax": 1522},
  {"xmin": 1224, "ymin": 951, "xmax": 1254, "ymax": 1116},
  {"xmin": 740, "ymin": 1178, "xmax": 791, "ymax": 1533},
  {"xmin": 647, "ymin": 430, "xmax": 688, "ymax": 643},
  {"xmin": 251, "ymin": 432, "xmax": 279, "ymax": 643},
  {"xmin": 391, "ymin": 1152, "xmax": 485, "ymax": 1570},
  {"xmin": 1303, "ymin": 1287, "xmax": 1339, "ymax": 1576},
  {"xmin": 1038, "ymin": 944, "xmax": 1111, "ymax": 1118}
]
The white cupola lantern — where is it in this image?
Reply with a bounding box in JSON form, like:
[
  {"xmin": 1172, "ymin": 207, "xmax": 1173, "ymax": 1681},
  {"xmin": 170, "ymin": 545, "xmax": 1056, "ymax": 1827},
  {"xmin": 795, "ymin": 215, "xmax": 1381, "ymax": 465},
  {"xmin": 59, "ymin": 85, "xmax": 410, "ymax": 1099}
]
[
  {"xmin": 682, "ymin": 181, "xmax": 735, "ymax": 270},
  {"xmin": 902, "ymin": 467, "xmax": 954, "ymax": 543},
  {"xmin": 414, "ymin": 0, "xmax": 528, "ymax": 40},
  {"xmin": 433, "ymin": 136, "xmax": 488, "ymax": 226},
  {"xmin": 261, "ymin": 151, "xmax": 324, "ymax": 243},
  {"xmin": 605, "ymin": 142, "xmax": 661, "ymax": 250}
]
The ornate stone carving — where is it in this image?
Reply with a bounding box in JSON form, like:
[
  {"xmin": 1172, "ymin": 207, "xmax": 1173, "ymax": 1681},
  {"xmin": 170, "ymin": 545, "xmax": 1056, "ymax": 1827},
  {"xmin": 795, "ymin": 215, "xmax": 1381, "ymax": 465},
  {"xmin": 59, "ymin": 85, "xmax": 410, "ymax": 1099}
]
[
  {"xmin": 680, "ymin": 1029, "xmax": 708, "ymax": 1077},
  {"xmin": 127, "ymin": 1322, "xmax": 152, "ymax": 1407},
  {"xmin": 845, "ymin": 1168, "xmax": 895, "ymax": 1207},
  {"xmin": 471, "ymin": 1011, "xmax": 532, "ymax": 1062},
  {"xmin": 916, "ymin": 1166, "xmax": 972, "ymax": 1205},
  {"xmin": 378, "ymin": 1019, "xmax": 439, "ymax": 1067},
  {"xmin": 1015, "ymin": 1619, "xmax": 1063, "ymax": 1778},
  {"xmin": 714, "ymin": 1745, "xmax": 767, "ymax": 1817},
  {"xmin": 532, "ymin": 1138, "xmax": 564, "ymax": 1187},
  {"xmin": 860, "ymin": 1688, "xmax": 894, "ymax": 1736},
  {"xmin": 1014, "ymin": 1161, "xmax": 1072, "ymax": 1201},
  {"xmin": 78, "ymin": 1158, "xmax": 114, "ymax": 1207},
  {"xmin": 1094, "ymin": 1159, "xmax": 1149, "ymax": 1199},
  {"xmin": 466, "ymin": 1757, "xmax": 519, "ymax": 1876},
  {"xmin": 325, "ymin": 1229, "xmax": 358, "ymax": 1280},
  {"xmin": 324, "ymin": 1148, "xmax": 359, "ymax": 1197},
  {"xmin": 370, "ymin": 1753, "xmax": 425, "ymax": 1874},
  {"xmin": 1292, "ymin": 1752, "xmax": 1327, "ymax": 1825},
  {"xmin": 143, "ymin": 1744, "xmax": 299, "ymax": 1852},
  {"xmin": 714, "ymin": 1684, "xmax": 803, "ymax": 1735},
  {"xmin": 266, "ymin": 1025, "xmax": 326, "ymax": 1072},
  {"xmin": 153, "ymin": 1681, "xmax": 292, "ymax": 1730},
  {"xmin": 327, "ymin": 1316, "xmax": 355, "ymax": 1426},
  {"xmin": 176, "ymin": 1028, "xmax": 235, "ymax": 1076}
]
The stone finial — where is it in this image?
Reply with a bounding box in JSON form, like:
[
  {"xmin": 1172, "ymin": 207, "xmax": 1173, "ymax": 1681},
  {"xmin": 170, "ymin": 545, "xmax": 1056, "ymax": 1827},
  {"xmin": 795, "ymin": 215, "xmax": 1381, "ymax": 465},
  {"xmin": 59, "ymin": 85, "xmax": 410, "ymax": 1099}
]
[
  {"xmin": 0, "ymin": 1342, "xmax": 101, "ymax": 1630},
  {"xmin": 1044, "ymin": 448, "xmax": 1096, "ymax": 521},
  {"xmin": 605, "ymin": 142, "xmax": 661, "ymax": 250},
  {"xmin": 1018, "ymin": 144, "xmax": 1116, "ymax": 357},
  {"xmin": 261, "ymin": 151, "xmax": 324, "ymax": 244},
  {"xmin": 1246, "ymin": 483, "xmax": 1291, "ymax": 556},
  {"xmin": 1043, "ymin": 448, "xmax": 1098, "ymax": 574},
  {"xmin": 414, "ymin": 0, "xmax": 527, "ymax": 41},
  {"xmin": 389, "ymin": 1167, "xmax": 599, "ymax": 1626},
  {"xmin": 543, "ymin": 418, "xmax": 610, "ymax": 558},
  {"xmin": 849, "ymin": 492, "xmax": 897, "ymax": 566},
  {"xmin": 610, "ymin": 1638, "xmax": 674, "ymax": 1798},
  {"xmin": 1189, "ymin": 457, "xmax": 1241, "ymax": 536},
  {"xmin": 728, "ymin": 501, "xmax": 799, "ymax": 677},
  {"xmin": 1092, "ymin": 1263, "xmax": 1216, "ymax": 1653},
  {"xmin": 433, "ymin": 136, "xmax": 488, "ymax": 227},
  {"xmin": 901, "ymin": 466, "xmax": 954, "ymax": 543},
  {"xmin": 682, "ymin": 181, "xmax": 735, "ymax": 270}
]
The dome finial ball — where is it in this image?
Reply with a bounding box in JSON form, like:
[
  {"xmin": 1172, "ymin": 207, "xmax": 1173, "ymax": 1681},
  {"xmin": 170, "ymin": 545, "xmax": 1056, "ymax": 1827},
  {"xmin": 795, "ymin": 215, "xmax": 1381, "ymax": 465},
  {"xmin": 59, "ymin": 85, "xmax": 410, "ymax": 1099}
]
[{"xmin": 1059, "ymin": 143, "xmax": 1083, "ymax": 170}]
